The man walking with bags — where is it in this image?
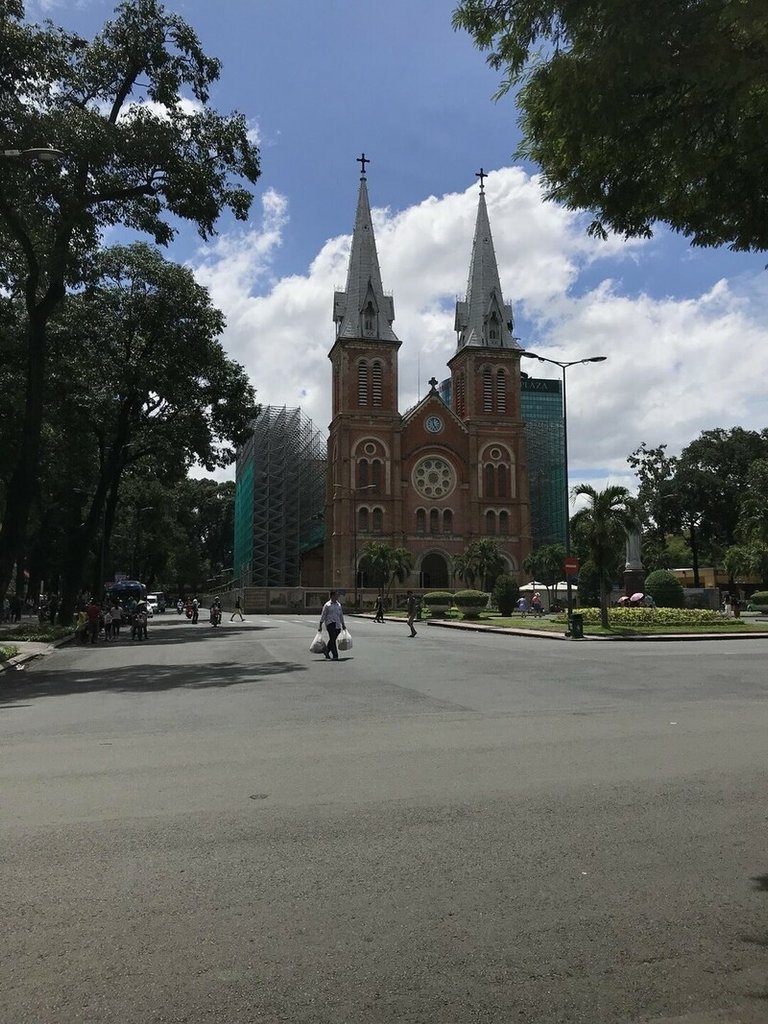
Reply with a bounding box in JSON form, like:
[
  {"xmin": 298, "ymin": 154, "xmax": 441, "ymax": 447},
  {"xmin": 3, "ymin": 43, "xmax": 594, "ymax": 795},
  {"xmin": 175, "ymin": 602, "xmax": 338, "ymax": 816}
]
[{"xmin": 319, "ymin": 591, "xmax": 346, "ymax": 661}]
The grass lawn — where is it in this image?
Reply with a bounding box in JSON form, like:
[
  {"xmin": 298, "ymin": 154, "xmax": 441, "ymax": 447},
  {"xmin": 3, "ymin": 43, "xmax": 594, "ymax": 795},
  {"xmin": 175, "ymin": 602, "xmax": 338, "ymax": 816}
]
[{"xmin": 1, "ymin": 643, "xmax": 20, "ymax": 661}]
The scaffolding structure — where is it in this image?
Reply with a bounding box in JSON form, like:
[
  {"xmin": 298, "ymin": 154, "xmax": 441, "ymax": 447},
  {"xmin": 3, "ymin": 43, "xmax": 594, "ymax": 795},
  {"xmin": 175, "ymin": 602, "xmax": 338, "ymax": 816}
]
[{"xmin": 234, "ymin": 406, "xmax": 326, "ymax": 587}]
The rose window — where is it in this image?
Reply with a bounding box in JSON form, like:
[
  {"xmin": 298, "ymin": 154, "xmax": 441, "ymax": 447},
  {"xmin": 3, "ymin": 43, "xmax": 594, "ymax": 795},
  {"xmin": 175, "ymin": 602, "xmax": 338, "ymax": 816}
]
[{"xmin": 414, "ymin": 457, "xmax": 455, "ymax": 499}]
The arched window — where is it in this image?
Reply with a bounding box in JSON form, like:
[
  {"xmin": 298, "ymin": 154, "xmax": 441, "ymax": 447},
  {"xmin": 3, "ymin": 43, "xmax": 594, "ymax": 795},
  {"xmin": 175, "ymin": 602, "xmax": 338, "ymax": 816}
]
[
  {"xmin": 485, "ymin": 463, "xmax": 495, "ymax": 497},
  {"xmin": 497, "ymin": 464, "xmax": 508, "ymax": 498},
  {"xmin": 371, "ymin": 459, "xmax": 382, "ymax": 491},
  {"xmin": 416, "ymin": 508, "xmax": 426, "ymax": 534},
  {"xmin": 499, "ymin": 511, "xmax": 509, "ymax": 535},
  {"xmin": 358, "ymin": 507, "xmax": 369, "ymax": 533},
  {"xmin": 496, "ymin": 368, "xmax": 506, "ymax": 413},
  {"xmin": 430, "ymin": 509, "xmax": 439, "ymax": 534},
  {"xmin": 372, "ymin": 507, "xmax": 383, "ymax": 533},
  {"xmin": 371, "ymin": 361, "xmax": 383, "ymax": 407},
  {"xmin": 483, "ymin": 367, "xmax": 493, "ymax": 412},
  {"xmin": 443, "ymin": 509, "xmax": 453, "ymax": 534},
  {"xmin": 358, "ymin": 361, "xmax": 368, "ymax": 406},
  {"xmin": 358, "ymin": 459, "xmax": 369, "ymax": 489},
  {"xmin": 363, "ymin": 301, "xmax": 375, "ymax": 335},
  {"xmin": 485, "ymin": 510, "xmax": 496, "ymax": 535},
  {"xmin": 488, "ymin": 313, "xmax": 499, "ymax": 341}
]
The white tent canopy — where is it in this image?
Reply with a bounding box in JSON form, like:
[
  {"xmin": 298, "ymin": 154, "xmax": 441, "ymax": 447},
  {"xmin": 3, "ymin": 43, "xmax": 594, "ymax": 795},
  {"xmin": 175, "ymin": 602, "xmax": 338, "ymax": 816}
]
[
  {"xmin": 518, "ymin": 581, "xmax": 548, "ymax": 591},
  {"xmin": 554, "ymin": 580, "xmax": 579, "ymax": 591}
]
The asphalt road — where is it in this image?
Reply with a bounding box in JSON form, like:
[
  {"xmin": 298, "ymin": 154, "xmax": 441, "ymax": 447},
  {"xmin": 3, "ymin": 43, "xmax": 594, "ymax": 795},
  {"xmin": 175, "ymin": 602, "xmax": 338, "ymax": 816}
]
[{"xmin": 2, "ymin": 615, "xmax": 767, "ymax": 1024}]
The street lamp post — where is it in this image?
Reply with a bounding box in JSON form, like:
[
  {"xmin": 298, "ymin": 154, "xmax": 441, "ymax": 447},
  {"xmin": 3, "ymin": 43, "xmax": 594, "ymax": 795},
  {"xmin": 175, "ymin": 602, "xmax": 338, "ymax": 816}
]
[
  {"xmin": 521, "ymin": 351, "xmax": 607, "ymax": 635},
  {"xmin": 1, "ymin": 146, "xmax": 66, "ymax": 162},
  {"xmin": 333, "ymin": 483, "xmax": 376, "ymax": 609}
]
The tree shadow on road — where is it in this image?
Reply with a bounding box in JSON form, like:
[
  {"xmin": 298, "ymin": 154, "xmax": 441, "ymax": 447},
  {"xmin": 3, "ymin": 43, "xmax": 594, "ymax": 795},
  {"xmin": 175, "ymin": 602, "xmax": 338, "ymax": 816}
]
[{"xmin": 0, "ymin": 657, "xmax": 306, "ymax": 702}]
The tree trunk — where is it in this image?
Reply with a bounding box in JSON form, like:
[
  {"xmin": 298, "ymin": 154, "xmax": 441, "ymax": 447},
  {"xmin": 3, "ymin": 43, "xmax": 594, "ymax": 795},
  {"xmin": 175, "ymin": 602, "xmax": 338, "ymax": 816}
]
[
  {"xmin": 0, "ymin": 315, "xmax": 48, "ymax": 603},
  {"xmin": 599, "ymin": 574, "xmax": 609, "ymax": 628},
  {"xmin": 690, "ymin": 522, "xmax": 700, "ymax": 588}
]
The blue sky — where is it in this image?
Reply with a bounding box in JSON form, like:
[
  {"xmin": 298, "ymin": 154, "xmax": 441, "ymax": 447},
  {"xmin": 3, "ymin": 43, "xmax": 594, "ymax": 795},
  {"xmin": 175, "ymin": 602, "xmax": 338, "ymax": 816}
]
[{"xmin": 31, "ymin": 0, "xmax": 768, "ymax": 488}]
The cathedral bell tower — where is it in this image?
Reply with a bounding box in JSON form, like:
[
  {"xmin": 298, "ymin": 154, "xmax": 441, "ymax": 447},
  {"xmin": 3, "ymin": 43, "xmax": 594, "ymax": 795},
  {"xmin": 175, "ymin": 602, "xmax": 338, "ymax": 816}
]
[
  {"xmin": 447, "ymin": 168, "xmax": 532, "ymax": 554},
  {"xmin": 325, "ymin": 155, "xmax": 402, "ymax": 598}
]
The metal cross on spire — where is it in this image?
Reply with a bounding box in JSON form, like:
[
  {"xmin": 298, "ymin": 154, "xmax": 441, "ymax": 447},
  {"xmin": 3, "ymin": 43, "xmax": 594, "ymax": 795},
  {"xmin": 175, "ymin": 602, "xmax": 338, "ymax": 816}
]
[
  {"xmin": 357, "ymin": 152, "xmax": 370, "ymax": 177},
  {"xmin": 475, "ymin": 167, "xmax": 487, "ymax": 193}
]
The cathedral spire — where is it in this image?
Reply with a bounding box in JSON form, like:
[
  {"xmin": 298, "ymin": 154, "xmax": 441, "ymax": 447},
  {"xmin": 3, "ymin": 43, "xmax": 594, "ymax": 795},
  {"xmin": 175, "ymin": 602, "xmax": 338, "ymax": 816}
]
[
  {"xmin": 333, "ymin": 156, "xmax": 398, "ymax": 342},
  {"xmin": 454, "ymin": 172, "xmax": 518, "ymax": 350}
]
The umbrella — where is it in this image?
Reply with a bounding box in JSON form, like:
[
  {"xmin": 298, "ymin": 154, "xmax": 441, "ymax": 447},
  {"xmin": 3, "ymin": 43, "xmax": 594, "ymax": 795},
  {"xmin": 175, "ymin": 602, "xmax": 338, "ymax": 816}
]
[
  {"xmin": 630, "ymin": 592, "xmax": 644, "ymax": 602},
  {"xmin": 617, "ymin": 595, "xmax": 630, "ymax": 605}
]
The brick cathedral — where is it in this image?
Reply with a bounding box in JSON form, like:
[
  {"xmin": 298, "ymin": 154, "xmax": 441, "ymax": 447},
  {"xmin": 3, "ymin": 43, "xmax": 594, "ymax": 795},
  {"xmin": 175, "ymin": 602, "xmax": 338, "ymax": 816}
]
[{"xmin": 324, "ymin": 162, "xmax": 532, "ymax": 593}]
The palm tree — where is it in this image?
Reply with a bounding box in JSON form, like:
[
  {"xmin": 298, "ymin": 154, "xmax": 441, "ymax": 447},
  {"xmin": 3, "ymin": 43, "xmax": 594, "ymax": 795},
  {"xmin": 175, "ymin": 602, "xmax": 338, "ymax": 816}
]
[
  {"xmin": 570, "ymin": 484, "xmax": 636, "ymax": 627},
  {"xmin": 358, "ymin": 542, "xmax": 413, "ymax": 599},
  {"xmin": 453, "ymin": 539, "xmax": 503, "ymax": 592}
]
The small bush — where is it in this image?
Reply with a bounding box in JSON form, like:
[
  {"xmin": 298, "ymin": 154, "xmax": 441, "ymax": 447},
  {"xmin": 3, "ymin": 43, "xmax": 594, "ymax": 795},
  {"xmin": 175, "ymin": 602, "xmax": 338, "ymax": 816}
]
[
  {"xmin": 748, "ymin": 591, "xmax": 768, "ymax": 606},
  {"xmin": 422, "ymin": 591, "xmax": 453, "ymax": 605},
  {"xmin": 644, "ymin": 569, "xmax": 685, "ymax": 608},
  {"xmin": 454, "ymin": 589, "xmax": 489, "ymax": 620},
  {"xmin": 492, "ymin": 574, "xmax": 519, "ymax": 616}
]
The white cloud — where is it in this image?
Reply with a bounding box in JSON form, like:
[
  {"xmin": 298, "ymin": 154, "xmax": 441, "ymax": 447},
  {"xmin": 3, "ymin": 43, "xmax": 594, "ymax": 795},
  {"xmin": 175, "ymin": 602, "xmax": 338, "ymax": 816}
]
[{"xmin": 189, "ymin": 166, "xmax": 768, "ymax": 487}]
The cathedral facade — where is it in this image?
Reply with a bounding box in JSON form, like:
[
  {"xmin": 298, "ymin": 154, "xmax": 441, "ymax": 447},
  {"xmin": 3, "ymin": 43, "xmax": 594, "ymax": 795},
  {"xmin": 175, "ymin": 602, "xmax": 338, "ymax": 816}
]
[{"xmin": 324, "ymin": 165, "xmax": 532, "ymax": 594}]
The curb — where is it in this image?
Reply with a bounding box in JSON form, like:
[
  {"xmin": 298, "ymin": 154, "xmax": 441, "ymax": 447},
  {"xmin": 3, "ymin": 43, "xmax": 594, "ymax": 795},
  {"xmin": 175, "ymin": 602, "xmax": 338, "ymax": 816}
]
[
  {"xmin": 353, "ymin": 613, "xmax": 768, "ymax": 642},
  {"xmin": 0, "ymin": 633, "xmax": 74, "ymax": 676}
]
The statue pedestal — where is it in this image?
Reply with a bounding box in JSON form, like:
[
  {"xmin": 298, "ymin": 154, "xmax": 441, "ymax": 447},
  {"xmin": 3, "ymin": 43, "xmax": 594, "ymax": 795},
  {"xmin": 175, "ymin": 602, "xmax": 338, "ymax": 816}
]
[{"xmin": 624, "ymin": 568, "xmax": 645, "ymax": 597}]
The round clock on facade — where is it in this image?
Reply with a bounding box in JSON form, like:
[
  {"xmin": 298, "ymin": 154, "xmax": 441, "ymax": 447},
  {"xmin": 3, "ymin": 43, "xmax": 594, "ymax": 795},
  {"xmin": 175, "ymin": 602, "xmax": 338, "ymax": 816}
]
[
  {"xmin": 413, "ymin": 456, "xmax": 455, "ymax": 499},
  {"xmin": 425, "ymin": 414, "xmax": 443, "ymax": 433}
]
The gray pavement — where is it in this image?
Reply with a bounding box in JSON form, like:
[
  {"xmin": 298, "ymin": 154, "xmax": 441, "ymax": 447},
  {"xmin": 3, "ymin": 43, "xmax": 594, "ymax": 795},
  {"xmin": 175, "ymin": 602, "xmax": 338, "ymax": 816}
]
[{"xmin": 1, "ymin": 614, "xmax": 767, "ymax": 1024}]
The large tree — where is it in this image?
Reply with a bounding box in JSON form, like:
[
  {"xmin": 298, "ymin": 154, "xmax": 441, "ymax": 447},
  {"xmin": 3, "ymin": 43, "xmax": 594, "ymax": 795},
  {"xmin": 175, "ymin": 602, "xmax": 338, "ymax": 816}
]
[
  {"xmin": 46, "ymin": 243, "xmax": 257, "ymax": 618},
  {"xmin": 0, "ymin": 0, "xmax": 260, "ymax": 602},
  {"xmin": 453, "ymin": 0, "xmax": 768, "ymax": 251}
]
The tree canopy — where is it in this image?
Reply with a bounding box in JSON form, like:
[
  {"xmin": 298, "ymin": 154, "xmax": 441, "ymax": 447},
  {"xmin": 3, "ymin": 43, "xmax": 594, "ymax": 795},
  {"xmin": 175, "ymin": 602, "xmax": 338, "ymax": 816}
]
[
  {"xmin": 453, "ymin": 0, "xmax": 768, "ymax": 251},
  {"xmin": 0, "ymin": 0, "xmax": 261, "ymax": 602}
]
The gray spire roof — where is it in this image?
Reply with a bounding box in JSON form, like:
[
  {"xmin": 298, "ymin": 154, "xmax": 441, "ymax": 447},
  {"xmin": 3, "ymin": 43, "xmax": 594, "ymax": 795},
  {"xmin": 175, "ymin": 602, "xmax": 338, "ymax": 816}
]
[
  {"xmin": 454, "ymin": 188, "xmax": 518, "ymax": 350},
  {"xmin": 333, "ymin": 175, "xmax": 398, "ymax": 342}
]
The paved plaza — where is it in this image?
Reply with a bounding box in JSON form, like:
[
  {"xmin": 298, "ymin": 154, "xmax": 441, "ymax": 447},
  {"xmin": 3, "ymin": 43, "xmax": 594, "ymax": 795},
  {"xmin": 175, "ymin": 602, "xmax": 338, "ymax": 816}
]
[{"xmin": 2, "ymin": 616, "xmax": 767, "ymax": 1023}]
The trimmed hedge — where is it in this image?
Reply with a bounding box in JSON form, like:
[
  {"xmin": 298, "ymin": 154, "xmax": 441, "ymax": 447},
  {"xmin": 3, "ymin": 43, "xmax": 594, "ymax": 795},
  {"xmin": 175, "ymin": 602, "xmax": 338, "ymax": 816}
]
[
  {"xmin": 454, "ymin": 589, "xmax": 489, "ymax": 620},
  {"xmin": 422, "ymin": 591, "xmax": 454, "ymax": 604},
  {"xmin": 555, "ymin": 607, "xmax": 724, "ymax": 626},
  {"xmin": 644, "ymin": 569, "xmax": 685, "ymax": 608},
  {"xmin": 492, "ymin": 574, "xmax": 519, "ymax": 616}
]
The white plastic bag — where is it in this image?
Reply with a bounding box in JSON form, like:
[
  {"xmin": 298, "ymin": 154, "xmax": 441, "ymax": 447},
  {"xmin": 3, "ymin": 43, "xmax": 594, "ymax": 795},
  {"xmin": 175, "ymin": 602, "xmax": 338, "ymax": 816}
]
[
  {"xmin": 337, "ymin": 627, "xmax": 353, "ymax": 651},
  {"xmin": 309, "ymin": 630, "xmax": 327, "ymax": 654}
]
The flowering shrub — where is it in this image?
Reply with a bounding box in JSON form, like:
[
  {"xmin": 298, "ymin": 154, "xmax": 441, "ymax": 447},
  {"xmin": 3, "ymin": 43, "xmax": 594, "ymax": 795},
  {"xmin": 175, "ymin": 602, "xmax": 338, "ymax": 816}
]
[{"xmin": 554, "ymin": 607, "xmax": 726, "ymax": 627}]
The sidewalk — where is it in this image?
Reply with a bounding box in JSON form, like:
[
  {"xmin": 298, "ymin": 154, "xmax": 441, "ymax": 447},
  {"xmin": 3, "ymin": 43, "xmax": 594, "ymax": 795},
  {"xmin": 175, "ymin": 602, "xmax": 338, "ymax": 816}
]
[{"xmin": 0, "ymin": 616, "xmax": 73, "ymax": 677}]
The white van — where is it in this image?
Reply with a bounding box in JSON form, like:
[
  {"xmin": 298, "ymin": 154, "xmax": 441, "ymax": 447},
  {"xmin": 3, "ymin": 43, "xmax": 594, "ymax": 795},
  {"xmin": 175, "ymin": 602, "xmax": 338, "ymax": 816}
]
[{"xmin": 147, "ymin": 592, "xmax": 166, "ymax": 614}]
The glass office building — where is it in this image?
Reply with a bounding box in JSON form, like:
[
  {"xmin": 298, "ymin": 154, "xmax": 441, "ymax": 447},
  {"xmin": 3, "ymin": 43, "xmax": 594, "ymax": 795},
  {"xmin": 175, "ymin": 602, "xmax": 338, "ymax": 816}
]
[{"xmin": 520, "ymin": 377, "xmax": 566, "ymax": 548}]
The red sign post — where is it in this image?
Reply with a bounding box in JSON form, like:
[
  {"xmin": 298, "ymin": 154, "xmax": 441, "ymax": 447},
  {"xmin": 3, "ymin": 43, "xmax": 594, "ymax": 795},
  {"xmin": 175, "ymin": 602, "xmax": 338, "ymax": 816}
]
[{"xmin": 563, "ymin": 557, "xmax": 580, "ymax": 578}]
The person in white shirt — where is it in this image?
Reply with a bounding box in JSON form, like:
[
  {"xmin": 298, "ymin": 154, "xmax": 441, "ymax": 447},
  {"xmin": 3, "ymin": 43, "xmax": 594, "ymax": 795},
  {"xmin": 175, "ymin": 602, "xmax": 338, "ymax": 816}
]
[{"xmin": 318, "ymin": 591, "xmax": 346, "ymax": 661}]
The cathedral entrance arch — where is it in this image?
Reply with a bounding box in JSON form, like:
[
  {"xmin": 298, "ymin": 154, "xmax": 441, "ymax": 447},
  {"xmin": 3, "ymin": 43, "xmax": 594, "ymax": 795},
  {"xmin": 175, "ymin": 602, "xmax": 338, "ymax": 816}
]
[{"xmin": 420, "ymin": 551, "xmax": 450, "ymax": 590}]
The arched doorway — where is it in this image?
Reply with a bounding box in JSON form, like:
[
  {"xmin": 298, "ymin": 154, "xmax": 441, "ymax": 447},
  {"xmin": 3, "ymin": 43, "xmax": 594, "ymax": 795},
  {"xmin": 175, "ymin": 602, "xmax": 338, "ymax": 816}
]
[{"xmin": 420, "ymin": 552, "xmax": 450, "ymax": 589}]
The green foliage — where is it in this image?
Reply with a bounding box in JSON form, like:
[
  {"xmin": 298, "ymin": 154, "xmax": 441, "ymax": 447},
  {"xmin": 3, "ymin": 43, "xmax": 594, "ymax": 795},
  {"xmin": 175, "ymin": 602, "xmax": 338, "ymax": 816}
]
[
  {"xmin": 0, "ymin": 644, "xmax": 20, "ymax": 661},
  {"xmin": 556, "ymin": 607, "xmax": 728, "ymax": 627},
  {"xmin": 453, "ymin": 0, "xmax": 768, "ymax": 252},
  {"xmin": 454, "ymin": 588, "xmax": 489, "ymax": 619},
  {"xmin": 492, "ymin": 573, "xmax": 519, "ymax": 616},
  {"xmin": 454, "ymin": 539, "xmax": 504, "ymax": 591},
  {"xmin": 422, "ymin": 591, "xmax": 454, "ymax": 604},
  {"xmin": 644, "ymin": 569, "xmax": 685, "ymax": 608},
  {"xmin": 571, "ymin": 484, "xmax": 635, "ymax": 626},
  {"xmin": 358, "ymin": 542, "xmax": 413, "ymax": 597},
  {"xmin": 748, "ymin": 591, "xmax": 768, "ymax": 609}
]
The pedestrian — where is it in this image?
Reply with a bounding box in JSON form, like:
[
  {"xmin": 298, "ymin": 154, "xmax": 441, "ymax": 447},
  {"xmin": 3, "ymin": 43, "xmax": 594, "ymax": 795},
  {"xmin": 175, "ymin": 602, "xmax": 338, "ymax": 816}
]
[
  {"xmin": 516, "ymin": 595, "xmax": 529, "ymax": 617},
  {"xmin": 406, "ymin": 590, "xmax": 418, "ymax": 637},
  {"xmin": 531, "ymin": 592, "xmax": 543, "ymax": 617},
  {"xmin": 111, "ymin": 602, "xmax": 122, "ymax": 638},
  {"xmin": 191, "ymin": 597, "xmax": 199, "ymax": 624},
  {"xmin": 48, "ymin": 594, "xmax": 59, "ymax": 626},
  {"xmin": 85, "ymin": 597, "xmax": 101, "ymax": 644},
  {"xmin": 230, "ymin": 594, "xmax": 245, "ymax": 621},
  {"xmin": 103, "ymin": 604, "xmax": 113, "ymax": 642},
  {"xmin": 374, "ymin": 594, "xmax": 384, "ymax": 622},
  {"xmin": 318, "ymin": 590, "xmax": 346, "ymax": 661}
]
